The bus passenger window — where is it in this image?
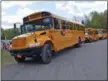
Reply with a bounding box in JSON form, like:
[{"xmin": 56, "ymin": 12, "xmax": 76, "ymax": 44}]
[
  {"xmin": 72, "ymin": 23, "xmax": 74, "ymax": 30},
  {"xmin": 78, "ymin": 25, "xmax": 80, "ymax": 30},
  {"xmin": 67, "ymin": 23, "xmax": 70, "ymax": 29},
  {"xmin": 82, "ymin": 27, "xmax": 84, "ymax": 31},
  {"xmin": 62, "ymin": 21, "xmax": 66, "ymax": 29},
  {"xmin": 70, "ymin": 23, "xmax": 72, "ymax": 30},
  {"xmin": 74, "ymin": 24, "xmax": 76, "ymax": 30},
  {"xmin": 79, "ymin": 26, "xmax": 81, "ymax": 30},
  {"xmin": 71, "ymin": 23, "xmax": 74, "ymax": 30},
  {"xmin": 73, "ymin": 24, "xmax": 75, "ymax": 30},
  {"xmin": 54, "ymin": 18, "xmax": 60, "ymax": 29},
  {"xmin": 75, "ymin": 25, "xmax": 77, "ymax": 30},
  {"xmin": 81, "ymin": 26, "xmax": 82, "ymax": 30},
  {"xmin": 77, "ymin": 25, "xmax": 78, "ymax": 30}
]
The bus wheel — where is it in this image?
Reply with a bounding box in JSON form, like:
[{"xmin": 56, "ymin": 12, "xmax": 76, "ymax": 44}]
[
  {"xmin": 89, "ymin": 38, "xmax": 93, "ymax": 43},
  {"xmin": 85, "ymin": 38, "xmax": 89, "ymax": 43},
  {"xmin": 41, "ymin": 44, "xmax": 52, "ymax": 64},
  {"xmin": 75, "ymin": 42, "xmax": 81, "ymax": 47},
  {"xmin": 75, "ymin": 37, "xmax": 81, "ymax": 47},
  {"xmin": 14, "ymin": 56, "xmax": 25, "ymax": 63}
]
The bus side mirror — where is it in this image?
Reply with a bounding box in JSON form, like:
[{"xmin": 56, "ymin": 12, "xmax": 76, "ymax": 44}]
[
  {"xmin": 14, "ymin": 23, "xmax": 17, "ymax": 35},
  {"xmin": 81, "ymin": 20, "xmax": 84, "ymax": 24},
  {"xmin": 20, "ymin": 25, "xmax": 23, "ymax": 34},
  {"xmin": 13, "ymin": 23, "xmax": 22, "ymax": 35}
]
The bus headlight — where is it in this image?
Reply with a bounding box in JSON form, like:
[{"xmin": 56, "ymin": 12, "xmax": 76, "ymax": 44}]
[
  {"xmin": 29, "ymin": 42, "xmax": 40, "ymax": 48},
  {"xmin": 85, "ymin": 33, "xmax": 89, "ymax": 37},
  {"xmin": 85, "ymin": 35, "xmax": 89, "ymax": 38},
  {"xmin": 98, "ymin": 34, "xmax": 102, "ymax": 37}
]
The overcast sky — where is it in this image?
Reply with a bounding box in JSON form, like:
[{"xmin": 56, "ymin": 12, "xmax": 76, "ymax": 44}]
[{"xmin": 1, "ymin": 1, "xmax": 107, "ymax": 29}]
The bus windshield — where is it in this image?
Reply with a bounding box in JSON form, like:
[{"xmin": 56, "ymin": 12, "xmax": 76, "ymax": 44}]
[
  {"xmin": 88, "ymin": 31, "xmax": 92, "ymax": 35},
  {"xmin": 21, "ymin": 17, "xmax": 52, "ymax": 34}
]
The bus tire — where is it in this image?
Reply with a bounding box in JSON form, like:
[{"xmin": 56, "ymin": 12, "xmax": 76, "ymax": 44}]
[
  {"xmin": 75, "ymin": 37, "xmax": 81, "ymax": 47},
  {"xmin": 85, "ymin": 38, "xmax": 90, "ymax": 43},
  {"xmin": 89, "ymin": 38, "xmax": 93, "ymax": 43},
  {"xmin": 41, "ymin": 44, "xmax": 52, "ymax": 64},
  {"xmin": 75, "ymin": 42, "xmax": 81, "ymax": 47},
  {"xmin": 14, "ymin": 56, "xmax": 25, "ymax": 63}
]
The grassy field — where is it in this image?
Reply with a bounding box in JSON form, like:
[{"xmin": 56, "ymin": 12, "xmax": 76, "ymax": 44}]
[{"xmin": 1, "ymin": 49, "xmax": 16, "ymax": 66}]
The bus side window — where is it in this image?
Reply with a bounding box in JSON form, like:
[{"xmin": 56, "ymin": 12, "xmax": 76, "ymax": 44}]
[
  {"xmin": 77, "ymin": 25, "xmax": 79, "ymax": 30},
  {"xmin": 83, "ymin": 27, "xmax": 85, "ymax": 31},
  {"xmin": 73, "ymin": 24, "xmax": 74, "ymax": 30},
  {"xmin": 71, "ymin": 23, "xmax": 73, "ymax": 30},
  {"xmin": 75, "ymin": 24, "xmax": 77, "ymax": 30},
  {"xmin": 73, "ymin": 23, "xmax": 75, "ymax": 30},
  {"xmin": 67, "ymin": 22, "xmax": 70, "ymax": 29},
  {"xmin": 54, "ymin": 18, "xmax": 60, "ymax": 29},
  {"xmin": 70, "ymin": 23, "xmax": 72, "ymax": 30},
  {"xmin": 69, "ymin": 23, "xmax": 71, "ymax": 29},
  {"xmin": 78, "ymin": 26, "xmax": 80, "ymax": 30},
  {"xmin": 82, "ymin": 26, "xmax": 84, "ymax": 31},
  {"xmin": 68, "ymin": 22, "xmax": 70, "ymax": 29},
  {"xmin": 62, "ymin": 20, "xmax": 66, "ymax": 29},
  {"xmin": 79, "ymin": 26, "xmax": 81, "ymax": 30},
  {"xmin": 74, "ymin": 24, "xmax": 76, "ymax": 30},
  {"xmin": 66, "ymin": 22, "xmax": 68, "ymax": 29},
  {"xmin": 81, "ymin": 26, "xmax": 83, "ymax": 31}
]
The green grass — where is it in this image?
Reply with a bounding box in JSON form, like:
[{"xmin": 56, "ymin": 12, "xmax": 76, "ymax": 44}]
[{"xmin": 1, "ymin": 49, "xmax": 16, "ymax": 66}]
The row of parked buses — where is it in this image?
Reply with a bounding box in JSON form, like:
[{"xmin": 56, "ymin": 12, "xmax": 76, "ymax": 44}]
[
  {"xmin": 9, "ymin": 11, "xmax": 108, "ymax": 64},
  {"xmin": 85, "ymin": 28, "xmax": 107, "ymax": 43}
]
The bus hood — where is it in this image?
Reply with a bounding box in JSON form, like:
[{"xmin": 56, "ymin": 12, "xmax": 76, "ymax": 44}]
[
  {"xmin": 11, "ymin": 31, "xmax": 47, "ymax": 50},
  {"xmin": 13, "ymin": 31, "xmax": 46, "ymax": 39},
  {"xmin": 11, "ymin": 33, "xmax": 33, "ymax": 49},
  {"xmin": 13, "ymin": 33, "xmax": 32, "ymax": 39}
]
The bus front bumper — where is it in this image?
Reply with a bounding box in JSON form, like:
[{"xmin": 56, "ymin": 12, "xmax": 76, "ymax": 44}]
[{"xmin": 9, "ymin": 46, "xmax": 43, "ymax": 57}]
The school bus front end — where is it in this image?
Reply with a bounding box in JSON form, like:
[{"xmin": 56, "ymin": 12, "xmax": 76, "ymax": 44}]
[
  {"xmin": 84, "ymin": 28, "xmax": 93, "ymax": 42},
  {"xmin": 9, "ymin": 11, "xmax": 86, "ymax": 64},
  {"xmin": 9, "ymin": 11, "xmax": 56, "ymax": 64},
  {"xmin": 10, "ymin": 32, "xmax": 46, "ymax": 57},
  {"xmin": 102, "ymin": 29, "xmax": 108, "ymax": 39},
  {"xmin": 85, "ymin": 28, "xmax": 99, "ymax": 42}
]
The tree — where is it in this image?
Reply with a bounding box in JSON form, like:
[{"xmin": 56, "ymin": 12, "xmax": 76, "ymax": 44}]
[
  {"xmin": 1, "ymin": 28, "xmax": 5, "ymax": 40},
  {"xmin": 1, "ymin": 28, "xmax": 20, "ymax": 40},
  {"xmin": 104, "ymin": 10, "xmax": 108, "ymax": 29},
  {"xmin": 85, "ymin": 11, "xmax": 104, "ymax": 29},
  {"xmin": 4, "ymin": 28, "xmax": 15, "ymax": 40}
]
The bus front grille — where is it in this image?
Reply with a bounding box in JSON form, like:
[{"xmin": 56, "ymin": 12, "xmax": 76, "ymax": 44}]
[{"xmin": 12, "ymin": 38, "xmax": 26, "ymax": 48}]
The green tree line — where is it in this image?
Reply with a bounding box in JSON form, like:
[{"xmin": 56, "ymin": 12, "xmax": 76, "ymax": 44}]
[
  {"xmin": 1, "ymin": 28, "xmax": 20, "ymax": 40},
  {"xmin": 84, "ymin": 11, "xmax": 106, "ymax": 29}
]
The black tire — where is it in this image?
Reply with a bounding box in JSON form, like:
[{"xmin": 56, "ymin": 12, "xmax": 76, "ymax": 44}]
[
  {"xmin": 75, "ymin": 42, "xmax": 81, "ymax": 47},
  {"xmin": 41, "ymin": 44, "xmax": 52, "ymax": 64},
  {"xmin": 75, "ymin": 37, "xmax": 81, "ymax": 47},
  {"xmin": 85, "ymin": 38, "xmax": 90, "ymax": 43},
  {"xmin": 14, "ymin": 56, "xmax": 25, "ymax": 63},
  {"xmin": 89, "ymin": 38, "xmax": 93, "ymax": 43}
]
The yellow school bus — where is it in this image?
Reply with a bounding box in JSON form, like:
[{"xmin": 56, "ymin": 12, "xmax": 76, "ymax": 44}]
[
  {"xmin": 85, "ymin": 28, "xmax": 99, "ymax": 42},
  {"xmin": 9, "ymin": 11, "xmax": 85, "ymax": 64},
  {"xmin": 101, "ymin": 29, "xmax": 108, "ymax": 39},
  {"xmin": 97, "ymin": 28, "xmax": 108, "ymax": 39}
]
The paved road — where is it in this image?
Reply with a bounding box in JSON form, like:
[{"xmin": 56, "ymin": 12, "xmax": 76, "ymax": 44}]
[{"xmin": 2, "ymin": 39, "xmax": 107, "ymax": 80}]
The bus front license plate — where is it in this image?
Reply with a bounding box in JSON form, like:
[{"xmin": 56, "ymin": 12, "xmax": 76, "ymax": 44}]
[{"xmin": 17, "ymin": 55, "xmax": 22, "ymax": 58}]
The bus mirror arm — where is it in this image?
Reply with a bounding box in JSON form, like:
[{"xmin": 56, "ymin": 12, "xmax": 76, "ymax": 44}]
[{"xmin": 14, "ymin": 23, "xmax": 17, "ymax": 35}]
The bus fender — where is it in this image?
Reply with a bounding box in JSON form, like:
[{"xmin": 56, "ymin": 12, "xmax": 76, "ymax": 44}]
[{"xmin": 44, "ymin": 40, "xmax": 55, "ymax": 51}]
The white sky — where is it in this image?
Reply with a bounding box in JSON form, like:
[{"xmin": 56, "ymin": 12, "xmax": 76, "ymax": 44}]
[{"xmin": 1, "ymin": 1, "xmax": 107, "ymax": 29}]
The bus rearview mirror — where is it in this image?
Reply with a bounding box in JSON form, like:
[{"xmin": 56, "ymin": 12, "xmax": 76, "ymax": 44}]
[{"xmin": 13, "ymin": 23, "xmax": 22, "ymax": 35}]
